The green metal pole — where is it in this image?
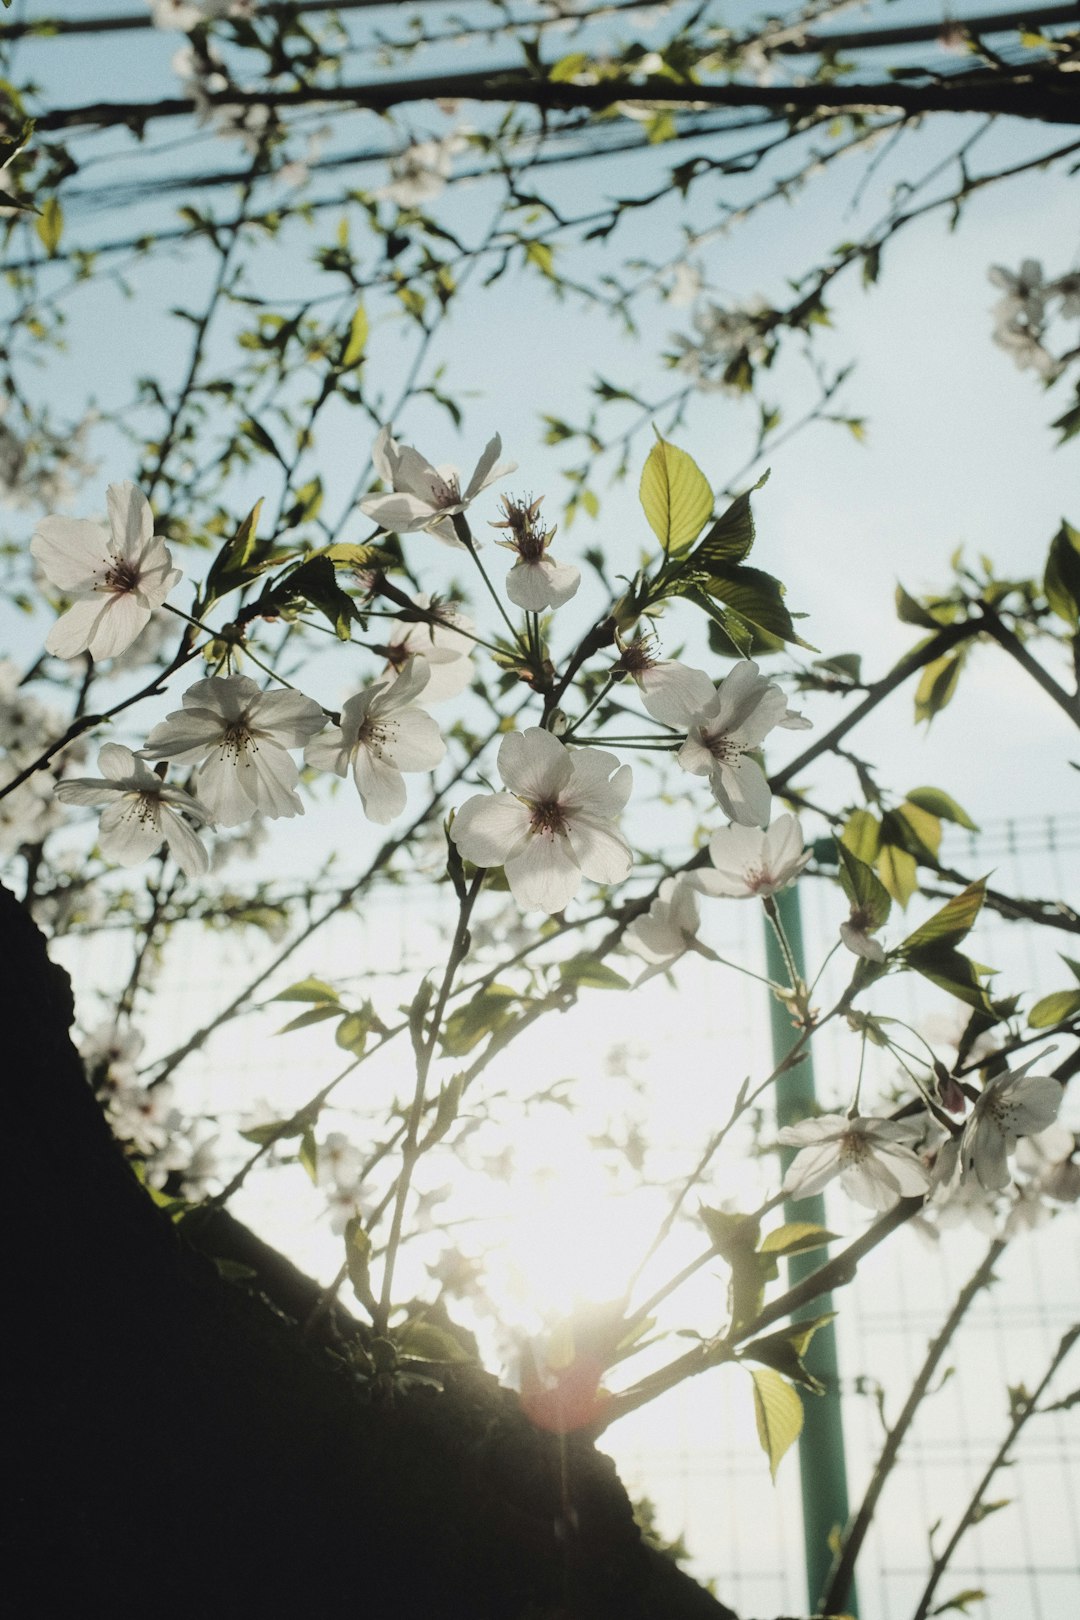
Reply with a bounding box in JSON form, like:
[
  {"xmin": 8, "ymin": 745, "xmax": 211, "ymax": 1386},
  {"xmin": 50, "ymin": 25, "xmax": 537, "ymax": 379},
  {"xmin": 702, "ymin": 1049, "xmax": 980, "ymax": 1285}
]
[{"xmin": 764, "ymin": 884, "xmax": 859, "ymax": 1618}]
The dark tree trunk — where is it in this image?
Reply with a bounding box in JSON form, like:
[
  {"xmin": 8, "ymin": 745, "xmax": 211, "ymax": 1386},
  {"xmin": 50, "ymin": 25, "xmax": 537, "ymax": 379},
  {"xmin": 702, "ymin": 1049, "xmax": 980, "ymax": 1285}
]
[{"xmin": 2, "ymin": 882, "xmax": 738, "ymax": 1620}]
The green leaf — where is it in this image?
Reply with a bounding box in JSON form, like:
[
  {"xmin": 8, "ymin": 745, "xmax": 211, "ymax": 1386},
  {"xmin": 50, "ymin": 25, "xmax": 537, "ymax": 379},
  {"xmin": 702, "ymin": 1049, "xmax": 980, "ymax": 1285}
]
[
  {"xmin": 639, "ymin": 436, "xmax": 714, "ymax": 555},
  {"xmin": 914, "ymin": 650, "xmax": 965, "ymax": 724},
  {"xmin": 212, "ymin": 1257, "xmax": 258, "ymax": 1283},
  {"xmin": 241, "ymin": 415, "xmax": 285, "ymax": 463},
  {"xmin": 273, "ymin": 977, "xmax": 340, "ymax": 1004},
  {"xmin": 896, "ymin": 583, "xmax": 943, "ymax": 628},
  {"xmin": 340, "ymin": 302, "xmax": 369, "ymax": 369},
  {"xmin": 525, "ymin": 239, "xmax": 557, "ymax": 279},
  {"xmin": 240, "ymin": 1114, "xmax": 312, "ymax": 1145},
  {"xmin": 441, "ymin": 985, "xmax": 520, "ymax": 1056},
  {"xmin": 877, "ymin": 843, "xmax": 918, "ymax": 908},
  {"xmin": 35, "ymin": 195, "xmax": 63, "ymax": 256},
  {"xmin": 930, "ymin": 1589, "xmax": 988, "ymax": 1617},
  {"xmin": 204, "ymin": 498, "xmax": 268, "ymax": 601},
  {"xmin": 1028, "ymin": 988, "xmax": 1080, "ymax": 1029},
  {"xmin": 559, "ymin": 955, "xmax": 630, "ymax": 991},
  {"xmin": 396, "ymin": 1320, "xmax": 474, "ymax": 1364},
  {"xmin": 344, "ymin": 1216, "xmax": 375, "ymax": 1309},
  {"xmin": 749, "ymin": 1366, "xmax": 804, "ymax": 1481},
  {"xmin": 703, "ymin": 564, "xmax": 816, "ymax": 650},
  {"xmin": 905, "ymin": 787, "xmax": 979, "ymax": 831},
  {"xmin": 836, "ymin": 844, "xmax": 892, "ymax": 930},
  {"xmin": 901, "ymin": 879, "xmax": 986, "ymax": 953},
  {"xmin": 759, "ymin": 1222, "xmax": 837, "ymax": 1259},
  {"xmin": 891, "ymin": 800, "xmax": 942, "ymax": 861},
  {"xmin": 905, "ymin": 946, "xmax": 994, "ymax": 1013},
  {"xmin": 692, "ymin": 474, "xmax": 767, "ymax": 566},
  {"xmin": 335, "ymin": 1008, "xmax": 375, "ymax": 1055},
  {"xmin": 840, "ymin": 809, "xmax": 881, "ymax": 865},
  {"xmin": 741, "ymin": 1312, "xmax": 835, "ymax": 1395},
  {"xmin": 298, "ymin": 1126, "xmax": 319, "ymax": 1184},
  {"xmin": 276, "ymin": 1004, "xmax": 342, "ymax": 1035},
  {"xmin": 1044, "ymin": 520, "xmax": 1080, "ymax": 629},
  {"xmin": 259, "ymin": 555, "xmax": 356, "ymax": 639}
]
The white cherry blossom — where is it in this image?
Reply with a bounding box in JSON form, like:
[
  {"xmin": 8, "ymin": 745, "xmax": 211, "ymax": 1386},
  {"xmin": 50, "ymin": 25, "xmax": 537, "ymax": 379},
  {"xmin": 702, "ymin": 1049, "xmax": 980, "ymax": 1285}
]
[
  {"xmin": 32, "ymin": 481, "xmax": 182, "ymax": 661},
  {"xmin": 140, "ymin": 674, "xmax": 325, "ymax": 827},
  {"xmin": 376, "ymin": 133, "xmax": 467, "ymax": 207},
  {"xmin": 676, "ymin": 660, "xmax": 809, "ymax": 826},
  {"xmin": 491, "ymin": 496, "xmax": 580, "ymax": 612},
  {"xmin": 624, "ymin": 876, "xmax": 702, "ymax": 965},
  {"xmin": 149, "ymin": 0, "xmax": 253, "ymax": 33},
  {"xmin": 360, "ymin": 426, "xmax": 515, "ymax": 546},
  {"xmin": 304, "ymin": 655, "xmax": 445, "ymax": 823},
  {"xmin": 379, "ymin": 595, "xmax": 475, "ymax": 702},
  {"xmin": 56, "ymin": 743, "xmax": 210, "ymax": 876},
  {"xmin": 780, "ymin": 1113, "xmax": 930, "ymax": 1212},
  {"xmin": 613, "ymin": 635, "xmax": 715, "ymax": 726},
  {"xmin": 691, "ymin": 814, "xmax": 808, "ymax": 899},
  {"xmin": 451, "ymin": 727, "xmax": 632, "ymax": 914},
  {"xmin": 960, "ymin": 1053, "xmax": 1062, "ymax": 1191}
]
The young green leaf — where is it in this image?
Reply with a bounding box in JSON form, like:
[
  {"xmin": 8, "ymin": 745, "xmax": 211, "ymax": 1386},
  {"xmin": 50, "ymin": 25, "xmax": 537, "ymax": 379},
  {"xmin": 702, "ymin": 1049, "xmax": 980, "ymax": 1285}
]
[
  {"xmin": 1043, "ymin": 520, "xmax": 1080, "ymax": 629},
  {"xmin": 340, "ymin": 302, "xmax": 369, "ymax": 369},
  {"xmin": 639, "ymin": 436, "xmax": 713, "ymax": 554},
  {"xmin": 836, "ymin": 844, "xmax": 892, "ymax": 930},
  {"xmin": 905, "ymin": 787, "xmax": 979, "ymax": 831},
  {"xmin": 749, "ymin": 1366, "xmax": 804, "ymax": 1480},
  {"xmin": 35, "ymin": 195, "xmax": 63, "ymax": 256},
  {"xmin": 901, "ymin": 879, "xmax": 986, "ymax": 954},
  {"xmin": 1027, "ymin": 988, "xmax": 1080, "ymax": 1029}
]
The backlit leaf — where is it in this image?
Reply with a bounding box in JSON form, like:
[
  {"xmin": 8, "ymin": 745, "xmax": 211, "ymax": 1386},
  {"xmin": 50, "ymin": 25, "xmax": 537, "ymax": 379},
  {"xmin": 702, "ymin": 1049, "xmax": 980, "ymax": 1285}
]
[
  {"xmin": 750, "ymin": 1366, "xmax": 804, "ymax": 1481},
  {"xmin": 639, "ymin": 436, "xmax": 713, "ymax": 554}
]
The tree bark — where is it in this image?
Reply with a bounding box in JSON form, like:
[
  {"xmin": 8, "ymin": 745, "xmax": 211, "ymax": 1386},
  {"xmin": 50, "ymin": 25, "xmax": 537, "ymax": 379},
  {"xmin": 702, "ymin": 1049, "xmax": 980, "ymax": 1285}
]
[{"xmin": 2, "ymin": 881, "xmax": 736, "ymax": 1620}]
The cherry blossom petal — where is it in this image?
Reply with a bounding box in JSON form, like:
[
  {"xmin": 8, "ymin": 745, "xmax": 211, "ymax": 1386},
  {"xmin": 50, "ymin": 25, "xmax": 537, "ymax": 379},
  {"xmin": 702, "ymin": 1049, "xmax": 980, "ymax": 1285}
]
[
  {"xmin": 361, "ymin": 491, "xmax": 439, "ymax": 533},
  {"xmin": 304, "ymin": 725, "xmax": 351, "ymax": 777},
  {"xmin": 497, "ymin": 727, "xmax": 573, "ymax": 802},
  {"xmin": 505, "ymin": 557, "xmax": 581, "ymax": 612},
  {"xmin": 45, "ymin": 596, "xmax": 117, "ymax": 660},
  {"xmin": 353, "ymin": 747, "xmax": 407, "ymax": 823},
  {"xmin": 505, "ymin": 828, "xmax": 580, "ymax": 912},
  {"xmin": 637, "ymin": 661, "xmax": 716, "ymax": 726},
  {"xmin": 463, "ymin": 433, "xmax": 514, "ymax": 501},
  {"xmin": 98, "ymin": 797, "xmax": 168, "ymax": 865},
  {"xmin": 84, "ymin": 594, "xmax": 151, "ymax": 661},
  {"xmin": 451, "ymin": 792, "xmax": 532, "ymax": 867},
  {"xmin": 31, "ymin": 516, "xmax": 109, "ymax": 591},
  {"xmin": 379, "ymin": 707, "xmax": 445, "ymax": 773},
  {"xmin": 158, "ymin": 803, "xmax": 211, "ymax": 877},
  {"xmin": 564, "ymin": 814, "xmax": 632, "ymax": 886},
  {"xmin": 107, "ymin": 480, "xmax": 153, "ymax": 561},
  {"xmin": 714, "ymin": 752, "xmax": 771, "ymax": 827}
]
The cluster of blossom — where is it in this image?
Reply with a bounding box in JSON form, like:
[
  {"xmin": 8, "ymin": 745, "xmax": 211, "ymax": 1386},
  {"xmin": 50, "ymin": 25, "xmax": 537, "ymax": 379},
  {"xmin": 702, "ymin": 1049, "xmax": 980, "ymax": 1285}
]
[
  {"xmin": 669, "ymin": 297, "xmax": 772, "ymax": 391},
  {"xmin": 169, "ymin": 36, "xmax": 271, "ymax": 156},
  {"xmin": 26, "ymin": 439, "xmax": 1068, "ymax": 1227},
  {"xmin": 149, "ymin": 0, "xmax": 254, "ymax": 32},
  {"xmin": 316, "ymin": 1131, "xmax": 372, "ymax": 1234},
  {"xmin": 989, "ymin": 259, "xmax": 1080, "ymax": 381},
  {"xmin": 376, "ymin": 133, "xmax": 469, "ymax": 209},
  {"xmin": 775, "ymin": 1051, "xmax": 1067, "ymax": 1218},
  {"xmin": 0, "ymin": 404, "xmax": 98, "ymax": 515},
  {"xmin": 80, "ymin": 1020, "xmax": 218, "ymax": 1199},
  {"xmin": 0, "ymin": 660, "xmax": 72, "ymax": 857}
]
